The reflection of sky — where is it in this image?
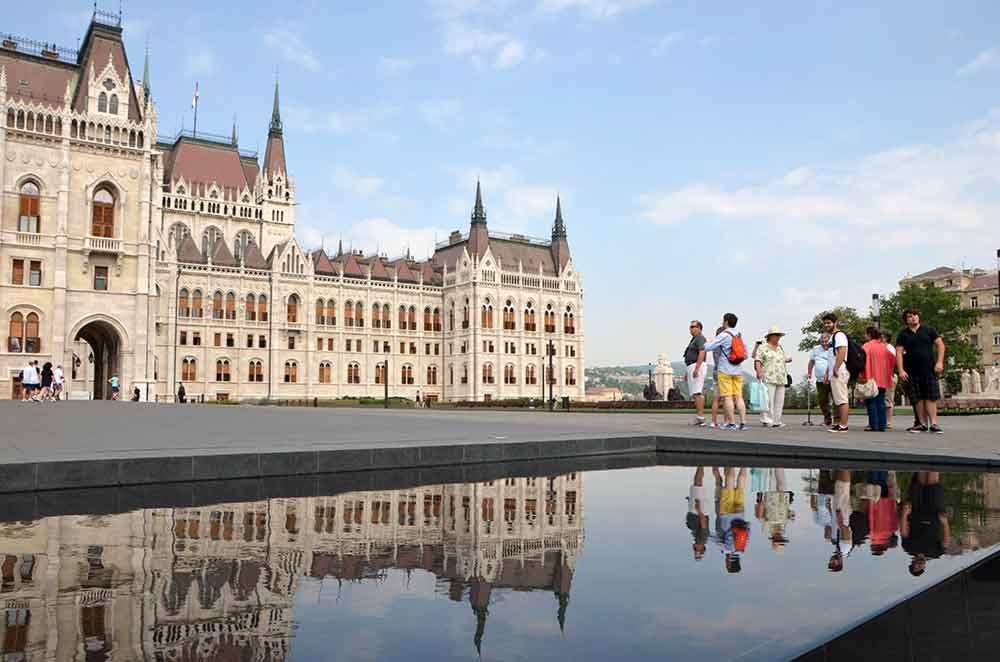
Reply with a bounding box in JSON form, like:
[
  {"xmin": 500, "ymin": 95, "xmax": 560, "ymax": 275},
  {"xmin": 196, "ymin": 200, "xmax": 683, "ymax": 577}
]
[{"xmin": 288, "ymin": 466, "xmax": 998, "ymax": 662}]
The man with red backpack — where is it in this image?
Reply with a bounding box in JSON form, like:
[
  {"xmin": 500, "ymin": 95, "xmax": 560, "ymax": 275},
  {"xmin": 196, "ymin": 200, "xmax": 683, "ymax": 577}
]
[
  {"xmin": 713, "ymin": 466, "xmax": 750, "ymax": 573},
  {"xmin": 703, "ymin": 313, "xmax": 749, "ymax": 431}
]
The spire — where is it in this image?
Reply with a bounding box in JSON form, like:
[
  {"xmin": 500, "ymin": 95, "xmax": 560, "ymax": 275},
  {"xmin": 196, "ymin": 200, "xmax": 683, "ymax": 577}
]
[
  {"xmin": 231, "ymin": 116, "xmax": 238, "ymax": 146},
  {"xmin": 471, "ymin": 180, "xmax": 486, "ymax": 224},
  {"xmin": 269, "ymin": 74, "xmax": 283, "ymax": 136},
  {"xmin": 142, "ymin": 44, "xmax": 150, "ymax": 107},
  {"xmin": 552, "ymin": 195, "xmax": 566, "ymax": 238}
]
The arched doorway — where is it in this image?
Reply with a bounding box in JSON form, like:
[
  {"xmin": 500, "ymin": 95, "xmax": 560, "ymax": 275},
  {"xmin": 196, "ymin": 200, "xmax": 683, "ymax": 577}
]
[{"xmin": 75, "ymin": 320, "xmax": 123, "ymax": 400}]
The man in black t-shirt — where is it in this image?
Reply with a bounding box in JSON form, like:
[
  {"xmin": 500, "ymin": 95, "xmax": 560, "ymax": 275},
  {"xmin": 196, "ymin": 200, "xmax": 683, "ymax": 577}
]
[{"xmin": 895, "ymin": 309, "xmax": 946, "ymax": 434}]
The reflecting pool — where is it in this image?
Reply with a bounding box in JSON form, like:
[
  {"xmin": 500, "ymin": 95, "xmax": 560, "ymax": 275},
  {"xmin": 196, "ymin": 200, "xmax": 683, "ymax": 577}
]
[{"xmin": 1, "ymin": 464, "xmax": 998, "ymax": 661}]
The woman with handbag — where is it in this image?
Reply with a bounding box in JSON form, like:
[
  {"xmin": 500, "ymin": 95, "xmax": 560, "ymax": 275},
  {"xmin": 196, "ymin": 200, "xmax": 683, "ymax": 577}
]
[
  {"xmin": 754, "ymin": 326, "xmax": 793, "ymax": 428},
  {"xmin": 861, "ymin": 326, "xmax": 896, "ymax": 432}
]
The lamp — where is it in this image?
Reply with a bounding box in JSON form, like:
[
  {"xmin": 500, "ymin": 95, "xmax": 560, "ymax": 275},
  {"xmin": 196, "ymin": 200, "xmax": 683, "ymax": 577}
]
[{"xmin": 872, "ymin": 293, "xmax": 881, "ymax": 330}]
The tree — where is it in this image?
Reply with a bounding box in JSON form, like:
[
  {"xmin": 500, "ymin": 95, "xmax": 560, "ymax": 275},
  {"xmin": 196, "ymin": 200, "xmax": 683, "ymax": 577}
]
[
  {"xmin": 878, "ymin": 283, "xmax": 982, "ymax": 393},
  {"xmin": 798, "ymin": 306, "xmax": 872, "ymax": 352}
]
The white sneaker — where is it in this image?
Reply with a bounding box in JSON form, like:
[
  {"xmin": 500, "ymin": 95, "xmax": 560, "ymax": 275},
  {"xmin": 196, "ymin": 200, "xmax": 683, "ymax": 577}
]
[{"xmin": 773, "ymin": 423, "xmax": 786, "ymax": 429}]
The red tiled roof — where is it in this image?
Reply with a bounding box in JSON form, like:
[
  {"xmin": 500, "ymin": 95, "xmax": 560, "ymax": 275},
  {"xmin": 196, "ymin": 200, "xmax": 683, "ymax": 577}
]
[
  {"xmin": 163, "ymin": 138, "xmax": 253, "ymax": 192},
  {"xmin": 263, "ymin": 134, "xmax": 285, "ymax": 178},
  {"xmin": 908, "ymin": 266, "xmax": 956, "ymax": 280},
  {"xmin": 177, "ymin": 235, "xmax": 205, "ymax": 264},
  {"xmin": 72, "ymin": 26, "xmax": 143, "ymax": 122},
  {"xmin": 392, "ymin": 259, "xmax": 419, "ymax": 283},
  {"xmin": 488, "ymin": 238, "xmax": 557, "ymax": 276},
  {"xmin": 312, "ymin": 250, "xmax": 335, "ymax": 275},
  {"xmin": 967, "ymin": 271, "xmax": 999, "ymax": 291},
  {"xmin": 210, "ymin": 238, "xmax": 236, "ymax": 267},
  {"xmin": 242, "ymin": 242, "xmax": 268, "ymax": 270},
  {"xmin": 241, "ymin": 158, "xmax": 260, "ymax": 189},
  {"xmin": 0, "ymin": 51, "xmax": 75, "ymax": 110},
  {"xmin": 340, "ymin": 252, "xmax": 365, "ymax": 278},
  {"xmin": 369, "ymin": 256, "xmax": 391, "ymax": 281}
]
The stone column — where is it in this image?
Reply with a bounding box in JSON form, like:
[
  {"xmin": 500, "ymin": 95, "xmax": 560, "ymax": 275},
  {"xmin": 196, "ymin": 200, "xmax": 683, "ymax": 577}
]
[{"xmin": 53, "ymin": 118, "xmax": 71, "ymax": 390}]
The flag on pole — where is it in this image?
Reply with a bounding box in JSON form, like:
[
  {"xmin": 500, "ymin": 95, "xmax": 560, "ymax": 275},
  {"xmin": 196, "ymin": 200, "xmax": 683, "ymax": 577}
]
[{"xmin": 191, "ymin": 82, "xmax": 199, "ymax": 109}]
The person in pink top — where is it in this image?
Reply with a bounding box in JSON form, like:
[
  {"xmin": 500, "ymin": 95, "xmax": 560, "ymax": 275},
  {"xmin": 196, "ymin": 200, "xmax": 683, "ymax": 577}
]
[{"xmin": 862, "ymin": 326, "xmax": 896, "ymax": 431}]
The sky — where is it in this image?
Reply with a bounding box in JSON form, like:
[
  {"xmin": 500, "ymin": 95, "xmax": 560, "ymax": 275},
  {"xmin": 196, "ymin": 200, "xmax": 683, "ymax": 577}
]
[{"xmin": 11, "ymin": 1, "xmax": 1000, "ymax": 371}]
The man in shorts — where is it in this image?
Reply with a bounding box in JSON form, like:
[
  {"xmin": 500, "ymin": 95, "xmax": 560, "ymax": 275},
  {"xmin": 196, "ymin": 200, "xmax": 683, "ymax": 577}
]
[
  {"xmin": 684, "ymin": 320, "xmax": 708, "ymax": 426},
  {"xmin": 896, "ymin": 309, "xmax": 946, "ymax": 434},
  {"xmin": 686, "ymin": 467, "xmax": 710, "ymax": 560},
  {"xmin": 823, "ymin": 313, "xmax": 851, "ymax": 432},
  {"xmin": 713, "ymin": 466, "xmax": 749, "ymax": 573},
  {"xmin": 901, "ymin": 472, "xmax": 950, "ymax": 576},
  {"xmin": 52, "ymin": 364, "xmax": 64, "ymax": 401},
  {"xmin": 703, "ymin": 313, "xmax": 749, "ymax": 431},
  {"xmin": 807, "ymin": 334, "xmax": 833, "ymax": 426}
]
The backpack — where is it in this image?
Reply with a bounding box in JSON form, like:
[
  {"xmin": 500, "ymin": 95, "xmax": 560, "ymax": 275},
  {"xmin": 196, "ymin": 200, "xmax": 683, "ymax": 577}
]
[
  {"xmin": 841, "ymin": 332, "xmax": 866, "ymax": 379},
  {"xmin": 725, "ymin": 331, "xmax": 748, "ymax": 365},
  {"xmin": 732, "ymin": 520, "xmax": 750, "ymax": 552}
]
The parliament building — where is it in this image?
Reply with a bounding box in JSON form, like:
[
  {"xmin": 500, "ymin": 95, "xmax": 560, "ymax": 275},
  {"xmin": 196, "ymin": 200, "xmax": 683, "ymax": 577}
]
[{"xmin": 0, "ymin": 11, "xmax": 584, "ymax": 402}]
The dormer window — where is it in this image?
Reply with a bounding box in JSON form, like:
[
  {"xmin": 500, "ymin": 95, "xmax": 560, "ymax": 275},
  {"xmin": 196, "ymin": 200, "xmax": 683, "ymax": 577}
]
[{"xmin": 102, "ymin": 79, "xmax": 115, "ymax": 91}]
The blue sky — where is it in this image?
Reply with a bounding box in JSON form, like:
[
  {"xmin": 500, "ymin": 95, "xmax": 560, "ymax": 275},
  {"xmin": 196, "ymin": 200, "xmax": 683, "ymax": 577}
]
[{"xmin": 12, "ymin": 1, "xmax": 1000, "ymax": 369}]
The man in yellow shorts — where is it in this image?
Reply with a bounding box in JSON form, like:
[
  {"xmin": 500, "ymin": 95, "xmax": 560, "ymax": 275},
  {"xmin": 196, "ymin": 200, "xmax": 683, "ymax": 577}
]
[
  {"xmin": 714, "ymin": 466, "xmax": 749, "ymax": 573},
  {"xmin": 703, "ymin": 313, "xmax": 749, "ymax": 430}
]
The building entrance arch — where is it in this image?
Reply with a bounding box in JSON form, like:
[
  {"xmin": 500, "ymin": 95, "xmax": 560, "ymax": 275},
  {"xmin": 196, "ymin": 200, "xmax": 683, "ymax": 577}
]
[{"xmin": 72, "ymin": 317, "xmax": 126, "ymax": 400}]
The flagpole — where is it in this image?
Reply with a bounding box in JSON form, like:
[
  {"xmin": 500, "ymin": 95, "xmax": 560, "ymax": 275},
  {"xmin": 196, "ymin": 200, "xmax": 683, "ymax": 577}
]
[{"xmin": 192, "ymin": 82, "xmax": 199, "ymax": 138}]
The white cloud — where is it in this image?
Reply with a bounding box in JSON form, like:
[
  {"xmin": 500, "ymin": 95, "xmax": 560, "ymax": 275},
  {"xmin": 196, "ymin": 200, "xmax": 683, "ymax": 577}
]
[
  {"xmin": 444, "ymin": 22, "xmax": 532, "ymax": 70},
  {"xmin": 186, "ymin": 51, "xmax": 216, "ymax": 75},
  {"xmin": 536, "ymin": 0, "xmax": 655, "ymax": 18},
  {"xmin": 418, "ymin": 98, "xmax": 464, "ymax": 129},
  {"xmin": 449, "ymin": 164, "xmax": 561, "ymax": 232},
  {"xmin": 347, "ymin": 218, "xmax": 449, "ymax": 259},
  {"xmin": 496, "ymin": 40, "xmax": 527, "ymax": 69},
  {"xmin": 263, "ymin": 28, "xmax": 321, "ymax": 72},
  {"xmin": 333, "ymin": 167, "xmax": 383, "ymax": 198},
  {"xmin": 380, "ymin": 57, "xmax": 413, "ymax": 75},
  {"xmin": 639, "ymin": 110, "xmax": 1000, "ymax": 252},
  {"xmin": 957, "ymin": 47, "xmax": 1000, "ymax": 76},
  {"xmin": 285, "ymin": 103, "xmax": 399, "ymax": 135}
]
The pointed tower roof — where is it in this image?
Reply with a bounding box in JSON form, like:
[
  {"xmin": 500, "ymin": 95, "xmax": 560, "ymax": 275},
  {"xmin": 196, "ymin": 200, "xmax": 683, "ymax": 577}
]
[
  {"xmin": 468, "ymin": 180, "xmax": 490, "ymax": 258},
  {"xmin": 369, "ymin": 255, "xmax": 391, "ymax": 281},
  {"xmin": 550, "ymin": 195, "xmax": 571, "ymax": 272},
  {"xmin": 242, "ymin": 241, "xmax": 268, "ymax": 270},
  {"xmin": 312, "ymin": 250, "xmax": 335, "ymax": 275},
  {"xmin": 269, "ymin": 75, "xmax": 283, "ymax": 136},
  {"xmin": 471, "ymin": 180, "xmax": 486, "ymax": 224},
  {"xmin": 553, "ymin": 195, "xmax": 566, "ymax": 239},
  {"xmin": 262, "ymin": 76, "xmax": 286, "ymax": 178},
  {"xmin": 210, "ymin": 238, "xmax": 237, "ymax": 267},
  {"xmin": 177, "ymin": 234, "xmax": 206, "ymax": 264},
  {"xmin": 231, "ymin": 116, "xmax": 238, "ymax": 146},
  {"xmin": 142, "ymin": 44, "xmax": 151, "ymax": 107}
]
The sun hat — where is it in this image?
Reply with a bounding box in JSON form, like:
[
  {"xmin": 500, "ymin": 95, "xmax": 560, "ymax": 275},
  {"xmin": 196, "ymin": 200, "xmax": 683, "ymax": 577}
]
[{"xmin": 765, "ymin": 326, "xmax": 785, "ymax": 338}]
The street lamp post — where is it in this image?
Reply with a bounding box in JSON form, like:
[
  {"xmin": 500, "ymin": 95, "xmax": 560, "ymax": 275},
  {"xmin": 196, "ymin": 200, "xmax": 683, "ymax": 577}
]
[
  {"xmin": 384, "ymin": 347, "xmax": 389, "ymax": 409},
  {"xmin": 995, "ymin": 249, "xmax": 1000, "ymax": 310},
  {"xmin": 872, "ymin": 293, "xmax": 881, "ymax": 330},
  {"xmin": 548, "ymin": 340, "xmax": 555, "ymax": 412}
]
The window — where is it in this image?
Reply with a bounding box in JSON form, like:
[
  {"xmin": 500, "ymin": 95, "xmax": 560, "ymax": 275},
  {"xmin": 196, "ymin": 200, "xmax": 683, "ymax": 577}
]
[
  {"xmin": 372, "ymin": 303, "xmax": 382, "ymax": 329},
  {"xmin": 427, "ymin": 366, "xmax": 438, "ymax": 385},
  {"xmin": 462, "ymin": 364, "xmax": 469, "ymax": 385},
  {"xmin": 226, "ymin": 333, "xmax": 234, "ymax": 348},
  {"xmin": 994, "ymin": 333, "xmax": 1000, "ymax": 347},
  {"xmin": 246, "ymin": 294, "xmax": 256, "ymax": 321},
  {"xmin": 288, "ymin": 335, "xmax": 296, "ymax": 350},
  {"xmin": 91, "ymin": 188, "xmax": 115, "ymax": 237},
  {"xmin": 192, "ymin": 332, "xmax": 201, "ymax": 346},
  {"xmin": 216, "ymin": 360, "xmax": 231, "ymax": 382},
  {"xmin": 11, "ymin": 259, "xmax": 24, "ymax": 285},
  {"xmin": 345, "ymin": 301, "xmax": 355, "ymax": 327},
  {"xmin": 109, "ymin": 94, "xmax": 118, "ymax": 115},
  {"xmin": 383, "ymin": 304, "xmax": 391, "ymax": 329},
  {"xmin": 316, "ymin": 299, "xmax": 326, "ymax": 325},
  {"xmin": 178, "ymin": 289, "xmax": 190, "ymax": 317},
  {"xmin": 22, "ymin": 313, "xmax": 39, "ymax": 353},
  {"xmin": 971, "ymin": 296, "xmax": 979, "ymax": 309},
  {"xmin": 481, "ymin": 303, "xmax": 494, "ymax": 329},
  {"xmin": 504, "ymin": 365, "xmax": 516, "ymax": 385},
  {"xmin": 524, "ymin": 303, "xmax": 536, "ymax": 332},
  {"xmin": 435, "ymin": 343, "xmax": 440, "ymax": 356},
  {"xmin": 449, "ymin": 305, "xmax": 455, "ymax": 331},
  {"xmin": 247, "ymin": 334, "xmax": 254, "ymax": 348},
  {"xmin": 19, "ymin": 181, "xmax": 40, "ymax": 233},
  {"xmin": 248, "ymin": 360, "xmax": 264, "ymax": 382},
  {"xmin": 8, "ymin": 312, "xmax": 24, "ymax": 352},
  {"xmin": 433, "ymin": 307, "xmax": 442, "ymax": 332},
  {"xmin": 375, "ymin": 361, "xmax": 387, "ymax": 384},
  {"xmin": 398, "ymin": 305, "xmax": 406, "ymax": 330},
  {"xmin": 401, "ymin": 364, "xmax": 414, "ymax": 385},
  {"xmin": 449, "ymin": 364, "xmax": 454, "ymax": 385},
  {"xmin": 287, "ymin": 294, "xmax": 299, "ymax": 323},
  {"xmin": 526, "ymin": 365, "xmax": 537, "ymax": 385},
  {"xmin": 408, "ymin": 306, "xmax": 417, "ymax": 331},
  {"xmin": 356, "ymin": 302, "xmax": 364, "ymax": 328},
  {"xmin": 212, "ymin": 292, "xmax": 223, "ymax": 319},
  {"xmin": 225, "ymin": 293, "xmax": 236, "ymax": 320},
  {"xmin": 564, "ymin": 307, "xmax": 576, "ymax": 334},
  {"xmin": 191, "ymin": 290, "xmax": 203, "ymax": 318},
  {"xmin": 318, "ymin": 337, "xmax": 324, "ymax": 352},
  {"xmin": 98, "ymin": 91, "xmax": 108, "ymax": 112},
  {"xmin": 325, "ymin": 299, "xmax": 336, "ymax": 326},
  {"xmin": 463, "ymin": 301, "xmax": 470, "ymax": 329},
  {"xmin": 182, "ymin": 358, "xmax": 197, "ymax": 381},
  {"xmin": 410, "ymin": 342, "xmax": 417, "ymax": 355},
  {"xmin": 284, "ymin": 361, "xmax": 298, "ymax": 383},
  {"xmin": 425, "ymin": 343, "xmax": 431, "ymax": 355},
  {"xmin": 319, "ymin": 362, "xmax": 332, "ymax": 384},
  {"xmin": 348, "ymin": 362, "xmax": 361, "ymax": 384},
  {"xmin": 483, "ymin": 363, "xmax": 494, "ymax": 384},
  {"xmin": 995, "ymin": 294, "xmax": 1000, "ymax": 307},
  {"xmin": 504, "ymin": 301, "xmax": 516, "ymax": 330},
  {"xmin": 328, "ymin": 338, "xmax": 334, "ymax": 351},
  {"xmin": 259, "ymin": 295, "xmax": 268, "ymax": 322},
  {"xmin": 565, "ymin": 366, "xmax": 577, "ymax": 386},
  {"xmin": 424, "ymin": 307, "xmax": 432, "ymax": 331},
  {"xmin": 180, "ymin": 330, "xmax": 187, "ymax": 345},
  {"xmin": 93, "ymin": 266, "xmax": 108, "ymax": 290},
  {"xmin": 545, "ymin": 304, "xmax": 556, "ymax": 333}
]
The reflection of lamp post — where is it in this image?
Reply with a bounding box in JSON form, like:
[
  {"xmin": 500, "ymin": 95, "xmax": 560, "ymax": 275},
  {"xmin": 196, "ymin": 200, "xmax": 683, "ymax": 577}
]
[
  {"xmin": 872, "ymin": 293, "xmax": 881, "ymax": 330},
  {"xmin": 383, "ymin": 345, "xmax": 390, "ymax": 409},
  {"xmin": 995, "ymin": 248, "xmax": 1000, "ymax": 310}
]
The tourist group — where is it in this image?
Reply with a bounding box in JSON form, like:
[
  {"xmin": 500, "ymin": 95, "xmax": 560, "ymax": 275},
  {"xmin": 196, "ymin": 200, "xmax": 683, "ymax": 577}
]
[{"xmin": 682, "ymin": 309, "xmax": 946, "ymax": 433}]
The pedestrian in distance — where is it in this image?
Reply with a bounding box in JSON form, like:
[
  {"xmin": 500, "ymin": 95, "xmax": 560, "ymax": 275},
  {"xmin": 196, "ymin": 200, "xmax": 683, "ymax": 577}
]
[
  {"xmin": 108, "ymin": 374, "xmax": 120, "ymax": 400},
  {"xmin": 39, "ymin": 362, "xmax": 54, "ymax": 402},
  {"xmin": 895, "ymin": 309, "xmax": 946, "ymax": 434},
  {"xmin": 20, "ymin": 359, "xmax": 38, "ymax": 402},
  {"xmin": 52, "ymin": 364, "xmax": 64, "ymax": 401},
  {"xmin": 132, "ymin": 385, "xmax": 141, "ymax": 402},
  {"xmin": 754, "ymin": 326, "xmax": 793, "ymax": 428},
  {"xmin": 703, "ymin": 313, "xmax": 749, "ymax": 431},
  {"xmin": 861, "ymin": 327, "xmax": 895, "ymax": 432},
  {"xmin": 177, "ymin": 382, "xmax": 187, "ymax": 404},
  {"xmin": 823, "ymin": 313, "xmax": 851, "ymax": 433},
  {"xmin": 881, "ymin": 330, "xmax": 897, "ymax": 430},
  {"xmin": 684, "ymin": 320, "xmax": 708, "ymax": 426},
  {"xmin": 807, "ymin": 334, "xmax": 834, "ymax": 426}
]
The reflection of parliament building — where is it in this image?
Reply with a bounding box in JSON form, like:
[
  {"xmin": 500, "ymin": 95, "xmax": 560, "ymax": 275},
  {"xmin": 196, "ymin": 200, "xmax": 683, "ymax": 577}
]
[
  {"xmin": 0, "ymin": 473, "xmax": 583, "ymax": 659},
  {"xmin": 1, "ymin": 10, "xmax": 584, "ymax": 403}
]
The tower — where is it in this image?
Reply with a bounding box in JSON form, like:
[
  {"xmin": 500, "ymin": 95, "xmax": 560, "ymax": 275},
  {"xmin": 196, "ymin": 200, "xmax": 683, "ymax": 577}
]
[
  {"xmin": 551, "ymin": 196, "xmax": 570, "ymax": 273},
  {"xmin": 468, "ymin": 180, "xmax": 489, "ymax": 259}
]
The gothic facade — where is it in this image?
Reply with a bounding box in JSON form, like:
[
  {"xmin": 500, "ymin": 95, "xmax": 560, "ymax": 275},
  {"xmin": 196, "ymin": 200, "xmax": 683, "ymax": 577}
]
[{"xmin": 0, "ymin": 12, "xmax": 584, "ymax": 402}]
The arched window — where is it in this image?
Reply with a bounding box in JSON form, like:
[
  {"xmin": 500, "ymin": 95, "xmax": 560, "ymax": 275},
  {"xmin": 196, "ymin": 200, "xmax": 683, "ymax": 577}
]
[
  {"xmin": 424, "ymin": 307, "xmax": 432, "ymax": 331},
  {"xmin": 201, "ymin": 227, "xmax": 223, "ymax": 256},
  {"xmin": 449, "ymin": 305, "xmax": 455, "ymax": 331},
  {"xmin": 398, "ymin": 305, "xmax": 406, "ymax": 330},
  {"xmin": 565, "ymin": 366, "xmax": 576, "ymax": 386},
  {"xmin": 284, "ymin": 361, "xmax": 298, "ymax": 383},
  {"xmin": 344, "ymin": 301, "xmax": 354, "ymax": 327},
  {"xmin": 433, "ymin": 308, "xmax": 442, "ymax": 332},
  {"xmin": 91, "ymin": 187, "xmax": 115, "ymax": 238},
  {"xmin": 216, "ymin": 360, "xmax": 231, "ymax": 382},
  {"xmin": 248, "ymin": 360, "xmax": 264, "ymax": 382},
  {"xmin": 524, "ymin": 302, "xmax": 536, "ymax": 332},
  {"xmin": 234, "ymin": 230, "xmax": 254, "ymax": 263},
  {"xmin": 327, "ymin": 300, "xmax": 337, "ymax": 326},
  {"xmin": 191, "ymin": 290, "xmax": 203, "ymax": 318},
  {"xmin": 401, "ymin": 364, "xmax": 414, "ymax": 385},
  {"xmin": 382, "ymin": 304, "xmax": 391, "ymax": 330},
  {"xmin": 167, "ymin": 222, "xmax": 190, "ymax": 251},
  {"xmin": 355, "ymin": 302, "xmax": 364, "ymax": 328},
  {"xmin": 182, "ymin": 358, "xmax": 197, "ymax": 382},
  {"xmin": 427, "ymin": 365, "xmax": 438, "ymax": 385},
  {"xmin": 545, "ymin": 304, "xmax": 556, "ymax": 333},
  {"xmin": 482, "ymin": 363, "xmax": 494, "ymax": 384},
  {"xmin": 481, "ymin": 303, "xmax": 494, "ymax": 329},
  {"xmin": 526, "ymin": 365, "xmax": 536, "ymax": 385},
  {"xmin": 259, "ymin": 295, "xmax": 268, "ymax": 322},
  {"xmin": 316, "ymin": 299, "xmax": 326, "ymax": 325},
  {"xmin": 109, "ymin": 94, "xmax": 119, "ymax": 115},
  {"xmin": 462, "ymin": 300, "xmax": 470, "ymax": 329},
  {"xmin": 245, "ymin": 294, "xmax": 256, "ymax": 321},
  {"xmin": 408, "ymin": 306, "xmax": 416, "ymax": 331},
  {"xmin": 375, "ymin": 361, "xmax": 386, "ymax": 385},
  {"xmin": 504, "ymin": 301, "xmax": 516, "ymax": 331},
  {"xmin": 318, "ymin": 361, "xmax": 332, "ymax": 384},
  {"xmin": 287, "ymin": 294, "xmax": 299, "ymax": 323},
  {"xmin": 178, "ymin": 289, "xmax": 190, "ymax": 317},
  {"xmin": 98, "ymin": 92, "xmax": 108, "ymax": 113},
  {"xmin": 225, "ymin": 293, "xmax": 236, "ymax": 320},
  {"xmin": 504, "ymin": 365, "xmax": 516, "ymax": 385},
  {"xmin": 24, "ymin": 313, "xmax": 40, "ymax": 353},
  {"xmin": 8, "ymin": 312, "xmax": 24, "ymax": 352},
  {"xmin": 18, "ymin": 181, "xmax": 41, "ymax": 233},
  {"xmin": 212, "ymin": 292, "xmax": 224, "ymax": 319},
  {"xmin": 449, "ymin": 364, "xmax": 454, "ymax": 385},
  {"xmin": 372, "ymin": 303, "xmax": 381, "ymax": 329},
  {"xmin": 347, "ymin": 362, "xmax": 361, "ymax": 384},
  {"xmin": 564, "ymin": 307, "xmax": 576, "ymax": 334}
]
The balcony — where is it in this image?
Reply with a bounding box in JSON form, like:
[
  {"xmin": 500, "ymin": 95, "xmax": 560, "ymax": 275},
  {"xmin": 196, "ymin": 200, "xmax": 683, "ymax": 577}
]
[
  {"xmin": 85, "ymin": 235, "xmax": 122, "ymax": 254},
  {"xmin": 14, "ymin": 231, "xmax": 42, "ymax": 247}
]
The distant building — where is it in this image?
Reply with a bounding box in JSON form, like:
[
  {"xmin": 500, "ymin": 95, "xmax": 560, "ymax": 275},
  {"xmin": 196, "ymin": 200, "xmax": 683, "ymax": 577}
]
[
  {"xmin": 899, "ymin": 266, "xmax": 1000, "ymax": 367},
  {"xmin": 585, "ymin": 386, "xmax": 622, "ymax": 402}
]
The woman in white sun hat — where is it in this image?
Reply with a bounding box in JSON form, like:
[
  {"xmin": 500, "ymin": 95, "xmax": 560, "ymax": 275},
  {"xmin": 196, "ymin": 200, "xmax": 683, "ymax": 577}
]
[{"xmin": 754, "ymin": 326, "xmax": 793, "ymax": 428}]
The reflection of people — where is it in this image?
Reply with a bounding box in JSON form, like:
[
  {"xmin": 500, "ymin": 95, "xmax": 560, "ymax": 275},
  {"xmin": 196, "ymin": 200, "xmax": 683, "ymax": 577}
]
[
  {"xmin": 901, "ymin": 472, "xmax": 951, "ymax": 576},
  {"xmin": 686, "ymin": 467, "xmax": 710, "ymax": 560},
  {"xmin": 754, "ymin": 468, "xmax": 793, "ymax": 550},
  {"xmin": 867, "ymin": 471, "xmax": 900, "ymax": 556},
  {"xmin": 828, "ymin": 470, "xmax": 853, "ymax": 572},
  {"xmin": 713, "ymin": 467, "xmax": 749, "ymax": 572}
]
